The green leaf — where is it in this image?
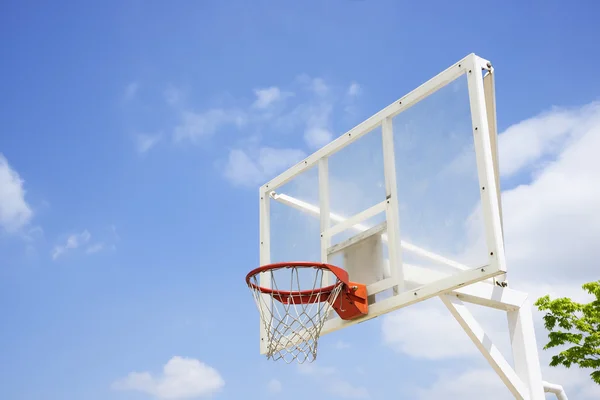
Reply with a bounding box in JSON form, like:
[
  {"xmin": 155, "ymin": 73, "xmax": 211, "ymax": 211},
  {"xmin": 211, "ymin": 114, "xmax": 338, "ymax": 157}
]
[{"xmin": 536, "ymin": 280, "xmax": 600, "ymax": 386}]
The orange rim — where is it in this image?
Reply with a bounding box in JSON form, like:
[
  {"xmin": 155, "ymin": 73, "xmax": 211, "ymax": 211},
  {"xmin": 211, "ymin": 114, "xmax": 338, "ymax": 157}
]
[{"xmin": 245, "ymin": 262, "xmax": 350, "ymax": 303}]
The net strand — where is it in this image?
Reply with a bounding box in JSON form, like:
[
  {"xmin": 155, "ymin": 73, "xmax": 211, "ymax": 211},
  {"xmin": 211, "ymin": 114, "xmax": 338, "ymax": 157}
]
[{"xmin": 248, "ymin": 265, "xmax": 344, "ymax": 364}]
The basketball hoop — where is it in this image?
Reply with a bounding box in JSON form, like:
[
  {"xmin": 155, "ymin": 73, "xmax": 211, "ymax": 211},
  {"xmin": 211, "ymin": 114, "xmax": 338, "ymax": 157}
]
[{"xmin": 246, "ymin": 262, "xmax": 368, "ymax": 363}]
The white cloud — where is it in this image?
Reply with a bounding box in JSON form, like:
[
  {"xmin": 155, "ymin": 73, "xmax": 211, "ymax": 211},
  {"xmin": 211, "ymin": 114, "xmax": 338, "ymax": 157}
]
[
  {"xmin": 86, "ymin": 243, "xmax": 104, "ymax": 254},
  {"xmin": 112, "ymin": 356, "xmax": 224, "ymax": 399},
  {"xmin": 335, "ymin": 340, "xmax": 351, "ymax": 349},
  {"xmin": 223, "ymin": 147, "xmax": 306, "ymax": 187},
  {"xmin": 582, "ymin": 385, "xmax": 600, "ymax": 398},
  {"xmin": 124, "ymin": 81, "xmax": 139, "ymax": 101},
  {"xmin": 297, "ymin": 363, "xmax": 337, "ymax": 376},
  {"xmin": 259, "ymin": 147, "xmax": 306, "ymax": 176},
  {"xmin": 23, "ymin": 225, "xmax": 44, "ymax": 242},
  {"xmin": 382, "ymin": 301, "xmax": 477, "ymax": 360},
  {"xmin": 267, "ymin": 379, "xmax": 282, "ymax": 394},
  {"xmin": 503, "ymin": 130, "xmax": 600, "ymax": 280},
  {"xmin": 298, "ymin": 364, "xmax": 369, "ymax": 399},
  {"xmin": 222, "ymin": 149, "xmax": 263, "ymax": 186},
  {"xmin": 303, "ymin": 103, "xmax": 333, "ymax": 149},
  {"xmin": 251, "ymin": 76, "xmax": 338, "ymax": 151},
  {"xmin": 110, "ymin": 224, "xmax": 120, "ymax": 240},
  {"xmin": 52, "ymin": 230, "xmax": 91, "ymax": 260},
  {"xmin": 253, "ymin": 87, "xmax": 290, "ymax": 109},
  {"xmin": 171, "ymin": 86, "xmax": 289, "ymax": 144},
  {"xmin": 0, "ymin": 154, "xmax": 33, "ymax": 233},
  {"xmin": 310, "ymin": 77, "xmax": 329, "ymax": 96},
  {"xmin": 415, "ymin": 369, "xmax": 509, "ymax": 400},
  {"xmin": 328, "ymin": 380, "xmax": 370, "ymax": 399},
  {"xmin": 256, "ymin": 74, "xmax": 337, "ymax": 152},
  {"xmin": 304, "ymin": 127, "xmax": 333, "ymax": 149},
  {"xmin": 120, "ymin": 75, "xmax": 361, "ymax": 157},
  {"xmin": 165, "ymin": 85, "xmax": 184, "ymax": 106},
  {"xmin": 498, "ymin": 102, "xmax": 600, "ymax": 178},
  {"xmin": 174, "ymin": 109, "xmax": 246, "ymax": 142},
  {"xmin": 459, "ymin": 101, "xmax": 600, "ymax": 283},
  {"xmin": 162, "ymin": 75, "xmax": 359, "ymax": 186},
  {"xmin": 416, "ymin": 360, "xmax": 600, "ymax": 400},
  {"xmin": 347, "ymin": 82, "xmax": 361, "ymax": 97},
  {"xmin": 136, "ymin": 133, "xmax": 162, "ymax": 154}
]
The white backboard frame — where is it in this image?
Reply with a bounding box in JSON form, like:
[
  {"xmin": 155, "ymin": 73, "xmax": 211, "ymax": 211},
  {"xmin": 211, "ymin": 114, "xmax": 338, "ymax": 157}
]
[
  {"xmin": 252, "ymin": 53, "xmax": 570, "ymax": 400},
  {"xmin": 258, "ymin": 53, "xmax": 506, "ymax": 353}
]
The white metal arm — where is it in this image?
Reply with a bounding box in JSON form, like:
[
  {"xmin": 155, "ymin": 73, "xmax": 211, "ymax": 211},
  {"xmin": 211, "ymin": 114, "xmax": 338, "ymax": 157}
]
[{"xmin": 543, "ymin": 381, "xmax": 568, "ymax": 400}]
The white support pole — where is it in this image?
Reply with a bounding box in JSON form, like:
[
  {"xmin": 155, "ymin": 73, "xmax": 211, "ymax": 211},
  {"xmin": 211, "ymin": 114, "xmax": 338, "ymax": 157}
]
[
  {"xmin": 319, "ymin": 158, "xmax": 330, "ymax": 285},
  {"xmin": 483, "ymin": 65, "xmax": 507, "ymax": 286},
  {"xmin": 441, "ymin": 295, "xmax": 529, "ymax": 400},
  {"xmin": 483, "ymin": 67, "xmax": 502, "ymax": 238},
  {"xmin": 269, "ymin": 192, "xmax": 472, "ymax": 272},
  {"xmin": 466, "ymin": 55, "xmax": 507, "ymax": 274},
  {"xmin": 507, "ymin": 298, "xmax": 545, "ymax": 399},
  {"xmin": 450, "ymin": 283, "xmax": 526, "ymax": 311},
  {"xmin": 543, "ymin": 381, "xmax": 568, "ymax": 400},
  {"xmin": 321, "ymin": 265, "xmax": 503, "ymax": 335},
  {"xmin": 258, "ymin": 187, "xmax": 271, "ymax": 355},
  {"xmin": 325, "ymin": 200, "xmax": 387, "ymax": 238},
  {"xmin": 381, "ymin": 117, "xmax": 404, "ymax": 294}
]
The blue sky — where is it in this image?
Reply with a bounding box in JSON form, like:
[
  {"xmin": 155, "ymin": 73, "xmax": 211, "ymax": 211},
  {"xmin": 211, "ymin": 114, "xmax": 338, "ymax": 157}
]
[{"xmin": 1, "ymin": 1, "xmax": 600, "ymax": 399}]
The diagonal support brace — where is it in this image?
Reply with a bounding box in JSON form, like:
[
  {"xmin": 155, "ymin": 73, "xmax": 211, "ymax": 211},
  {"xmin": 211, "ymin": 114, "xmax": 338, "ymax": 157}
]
[{"xmin": 441, "ymin": 295, "xmax": 530, "ymax": 400}]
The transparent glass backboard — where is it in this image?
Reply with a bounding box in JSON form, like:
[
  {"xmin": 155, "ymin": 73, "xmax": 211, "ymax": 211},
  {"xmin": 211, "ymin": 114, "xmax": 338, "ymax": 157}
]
[{"xmin": 258, "ymin": 54, "xmax": 504, "ymax": 349}]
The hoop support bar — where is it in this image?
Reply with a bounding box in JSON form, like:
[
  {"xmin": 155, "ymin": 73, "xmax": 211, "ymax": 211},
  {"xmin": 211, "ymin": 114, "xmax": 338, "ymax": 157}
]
[{"xmin": 332, "ymin": 282, "xmax": 368, "ymax": 320}]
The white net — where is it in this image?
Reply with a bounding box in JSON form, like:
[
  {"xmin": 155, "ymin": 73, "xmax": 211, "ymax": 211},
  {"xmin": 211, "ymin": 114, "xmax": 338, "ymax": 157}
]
[{"xmin": 247, "ymin": 264, "xmax": 344, "ymax": 364}]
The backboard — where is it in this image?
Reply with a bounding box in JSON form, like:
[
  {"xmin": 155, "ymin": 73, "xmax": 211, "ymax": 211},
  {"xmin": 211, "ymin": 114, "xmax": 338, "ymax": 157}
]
[{"xmin": 256, "ymin": 53, "xmax": 506, "ymax": 356}]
